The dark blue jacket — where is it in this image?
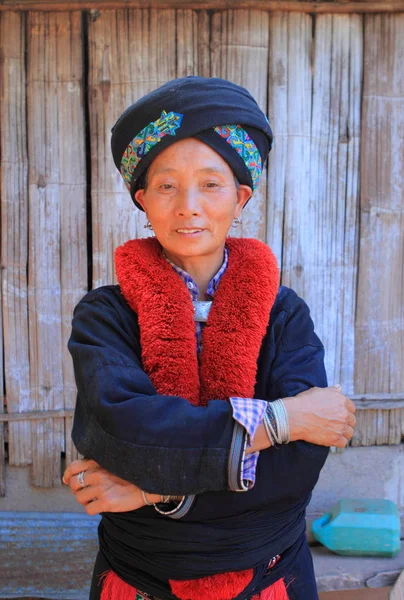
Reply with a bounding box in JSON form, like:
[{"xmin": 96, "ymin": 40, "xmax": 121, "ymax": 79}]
[{"xmin": 68, "ymin": 284, "xmax": 329, "ymax": 597}]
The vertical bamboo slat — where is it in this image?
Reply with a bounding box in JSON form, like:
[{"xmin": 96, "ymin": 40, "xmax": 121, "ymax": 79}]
[
  {"xmin": 266, "ymin": 13, "xmax": 289, "ymax": 265},
  {"xmin": 27, "ymin": 12, "xmax": 86, "ymax": 485},
  {"xmin": 176, "ymin": 10, "xmax": 198, "ymax": 76},
  {"xmin": 89, "ymin": 9, "xmax": 177, "ymax": 287},
  {"xmin": 304, "ymin": 14, "xmax": 362, "ymax": 392},
  {"xmin": 210, "ymin": 10, "xmax": 269, "ymax": 241},
  {"xmin": 267, "ymin": 13, "xmax": 313, "ymax": 288},
  {"xmin": 269, "ymin": 14, "xmax": 362, "ymax": 392},
  {"xmin": 0, "ymin": 12, "xmax": 32, "ymax": 476},
  {"xmin": 175, "ymin": 9, "xmax": 212, "ymax": 78},
  {"xmin": 353, "ymin": 14, "xmax": 404, "ymax": 445},
  {"xmin": 58, "ymin": 13, "xmax": 87, "ymax": 465}
]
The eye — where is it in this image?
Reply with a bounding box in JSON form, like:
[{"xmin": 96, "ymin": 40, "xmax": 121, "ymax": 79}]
[
  {"xmin": 158, "ymin": 183, "xmax": 175, "ymax": 190},
  {"xmin": 204, "ymin": 181, "xmax": 221, "ymax": 188}
]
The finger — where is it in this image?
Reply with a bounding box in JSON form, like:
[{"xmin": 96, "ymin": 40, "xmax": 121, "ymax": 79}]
[
  {"xmin": 62, "ymin": 468, "xmax": 71, "ymax": 485},
  {"xmin": 332, "ymin": 435, "xmax": 348, "ymax": 448},
  {"xmin": 85, "ymin": 499, "xmax": 104, "ymax": 517},
  {"xmin": 347, "ymin": 413, "xmax": 356, "ymax": 428},
  {"xmin": 75, "ymin": 485, "xmax": 100, "ymax": 506},
  {"xmin": 343, "ymin": 425, "xmax": 355, "ymax": 441},
  {"xmin": 63, "ymin": 459, "xmax": 94, "ymax": 484},
  {"xmin": 70, "ymin": 469, "xmax": 97, "ymax": 492},
  {"xmin": 345, "ymin": 397, "xmax": 356, "ymax": 413}
]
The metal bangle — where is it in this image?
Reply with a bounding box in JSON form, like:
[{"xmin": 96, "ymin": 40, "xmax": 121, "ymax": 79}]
[
  {"xmin": 153, "ymin": 496, "xmax": 186, "ymax": 516},
  {"xmin": 263, "ymin": 411, "xmax": 276, "ymax": 446},
  {"xmin": 141, "ymin": 490, "xmax": 154, "ymax": 506},
  {"xmin": 272, "ymin": 399, "xmax": 290, "ymax": 444},
  {"xmin": 265, "ymin": 400, "xmax": 290, "ymax": 445}
]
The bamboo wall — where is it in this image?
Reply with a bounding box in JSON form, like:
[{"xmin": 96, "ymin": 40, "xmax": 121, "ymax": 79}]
[{"xmin": 0, "ymin": 6, "xmax": 403, "ymax": 493}]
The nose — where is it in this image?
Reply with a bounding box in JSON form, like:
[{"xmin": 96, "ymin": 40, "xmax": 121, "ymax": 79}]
[{"xmin": 175, "ymin": 186, "xmax": 202, "ymax": 217}]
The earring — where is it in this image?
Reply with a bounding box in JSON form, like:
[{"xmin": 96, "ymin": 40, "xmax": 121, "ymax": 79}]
[
  {"xmin": 144, "ymin": 220, "xmax": 153, "ymax": 230},
  {"xmin": 232, "ymin": 217, "xmax": 242, "ymax": 228}
]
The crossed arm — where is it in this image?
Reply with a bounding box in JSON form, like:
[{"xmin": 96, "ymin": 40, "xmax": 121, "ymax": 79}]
[
  {"xmin": 63, "ymin": 385, "xmax": 355, "ymax": 515},
  {"xmin": 63, "ymin": 286, "xmax": 355, "ymax": 515}
]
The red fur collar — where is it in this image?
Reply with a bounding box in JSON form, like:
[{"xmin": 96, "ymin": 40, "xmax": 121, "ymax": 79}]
[{"xmin": 115, "ymin": 237, "xmax": 279, "ymax": 405}]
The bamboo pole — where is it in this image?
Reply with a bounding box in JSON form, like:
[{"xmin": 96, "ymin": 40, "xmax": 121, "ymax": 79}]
[
  {"xmin": 211, "ymin": 9, "xmax": 270, "ymax": 240},
  {"xmin": 268, "ymin": 13, "xmax": 363, "ymax": 397},
  {"xmin": 353, "ymin": 14, "xmax": 404, "ymax": 446},
  {"xmin": 267, "ymin": 12, "xmax": 313, "ymax": 294},
  {"xmin": 27, "ymin": 11, "xmax": 86, "ymax": 486},
  {"xmin": 0, "ymin": 393, "xmax": 403, "ymax": 422},
  {"xmin": 0, "ymin": 11, "xmax": 32, "ymax": 481},
  {"xmin": 1, "ymin": 1, "xmax": 404, "ymax": 14}
]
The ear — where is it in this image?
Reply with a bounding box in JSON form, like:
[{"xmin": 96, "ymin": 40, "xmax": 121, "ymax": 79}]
[
  {"xmin": 134, "ymin": 188, "xmax": 147, "ymax": 213},
  {"xmin": 235, "ymin": 184, "xmax": 252, "ymax": 217}
]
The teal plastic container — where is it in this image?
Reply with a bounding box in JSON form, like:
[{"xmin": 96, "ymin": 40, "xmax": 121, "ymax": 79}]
[{"xmin": 312, "ymin": 499, "xmax": 401, "ymax": 557}]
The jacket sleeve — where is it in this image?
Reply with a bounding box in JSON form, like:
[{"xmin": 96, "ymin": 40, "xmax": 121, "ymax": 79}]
[
  {"xmin": 177, "ymin": 289, "xmax": 331, "ymax": 521},
  {"xmin": 256, "ymin": 287, "xmax": 330, "ymax": 504},
  {"xmin": 68, "ymin": 287, "xmax": 246, "ymax": 496},
  {"xmin": 266, "ymin": 286, "xmax": 328, "ymax": 398}
]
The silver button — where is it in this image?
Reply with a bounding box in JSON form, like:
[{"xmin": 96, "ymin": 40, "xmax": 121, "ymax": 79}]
[{"xmin": 187, "ymin": 281, "xmax": 194, "ymax": 290}]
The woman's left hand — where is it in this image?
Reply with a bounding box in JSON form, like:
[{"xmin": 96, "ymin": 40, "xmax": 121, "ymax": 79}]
[{"xmin": 62, "ymin": 459, "xmax": 161, "ymax": 516}]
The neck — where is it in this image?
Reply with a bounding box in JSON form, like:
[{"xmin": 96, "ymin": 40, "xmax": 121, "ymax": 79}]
[{"xmin": 163, "ymin": 247, "xmax": 225, "ymax": 300}]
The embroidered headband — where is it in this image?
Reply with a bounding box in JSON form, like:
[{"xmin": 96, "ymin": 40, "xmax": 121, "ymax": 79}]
[{"xmin": 111, "ymin": 76, "xmax": 273, "ymax": 210}]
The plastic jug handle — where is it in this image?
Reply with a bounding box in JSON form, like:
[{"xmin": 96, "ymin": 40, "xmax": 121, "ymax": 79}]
[{"xmin": 312, "ymin": 512, "xmax": 331, "ymax": 543}]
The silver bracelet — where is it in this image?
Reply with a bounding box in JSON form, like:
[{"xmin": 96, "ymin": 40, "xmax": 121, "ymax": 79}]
[
  {"xmin": 153, "ymin": 496, "xmax": 186, "ymax": 516},
  {"xmin": 265, "ymin": 400, "xmax": 290, "ymax": 445},
  {"xmin": 141, "ymin": 490, "xmax": 154, "ymax": 506},
  {"xmin": 272, "ymin": 399, "xmax": 290, "ymax": 444},
  {"xmin": 263, "ymin": 410, "xmax": 276, "ymax": 446},
  {"xmin": 161, "ymin": 494, "xmax": 174, "ymax": 503}
]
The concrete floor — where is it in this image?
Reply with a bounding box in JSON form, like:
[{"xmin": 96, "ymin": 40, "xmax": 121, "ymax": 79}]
[{"xmin": 319, "ymin": 588, "xmax": 392, "ymax": 599}]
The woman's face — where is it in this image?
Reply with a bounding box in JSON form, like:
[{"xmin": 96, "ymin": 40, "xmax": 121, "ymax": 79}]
[{"xmin": 135, "ymin": 138, "xmax": 251, "ymax": 264}]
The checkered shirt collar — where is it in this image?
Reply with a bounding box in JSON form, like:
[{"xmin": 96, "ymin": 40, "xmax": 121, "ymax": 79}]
[{"xmin": 164, "ymin": 247, "xmax": 229, "ymax": 300}]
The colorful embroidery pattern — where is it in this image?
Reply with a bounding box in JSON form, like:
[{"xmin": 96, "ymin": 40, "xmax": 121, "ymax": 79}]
[
  {"xmin": 214, "ymin": 125, "xmax": 262, "ymax": 190},
  {"xmin": 120, "ymin": 110, "xmax": 184, "ymax": 189}
]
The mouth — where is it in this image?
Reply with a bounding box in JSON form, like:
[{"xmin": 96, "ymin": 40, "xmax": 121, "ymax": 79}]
[{"xmin": 175, "ymin": 228, "xmax": 205, "ymax": 235}]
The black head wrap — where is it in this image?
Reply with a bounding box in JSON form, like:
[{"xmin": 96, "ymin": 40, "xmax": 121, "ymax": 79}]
[{"xmin": 111, "ymin": 76, "xmax": 273, "ymax": 210}]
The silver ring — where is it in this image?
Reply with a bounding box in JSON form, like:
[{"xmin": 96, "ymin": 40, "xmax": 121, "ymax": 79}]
[{"xmin": 77, "ymin": 470, "xmax": 86, "ymax": 488}]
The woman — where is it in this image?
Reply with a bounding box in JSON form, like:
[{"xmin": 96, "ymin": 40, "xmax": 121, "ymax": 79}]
[{"xmin": 63, "ymin": 76, "xmax": 356, "ymax": 600}]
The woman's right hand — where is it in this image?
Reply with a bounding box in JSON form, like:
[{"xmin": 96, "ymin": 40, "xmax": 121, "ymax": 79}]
[{"xmin": 283, "ymin": 386, "xmax": 356, "ymax": 448}]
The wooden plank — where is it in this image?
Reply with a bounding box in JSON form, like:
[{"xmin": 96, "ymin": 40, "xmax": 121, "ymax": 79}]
[
  {"xmin": 89, "ymin": 8, "xmax": 178, "ymax": 287},
  {"xmin": 353, "ymin": 14, "xmax": 404, "ymax": 446},
  {"xmin": 0, "ymin": 409, "xmax": 74, "ymax": 422},
  {"xmin": 266, "ymin": 12, "xmax": 313, "ymax": 300},
  {"xmin": 176, "ymin": 10, "xmax": 199, "ymax": 77},
  {"xmin": 175, "ymin": 9, "xmax": 212, "ymax": 78},
  {"xmin": 275, "ymin": 14, "xmax": 362, "ymax": 393},
  {"xmin": 211, "ymin": 9, "xmax": 269, "ymax": 240},
  {"xmin": 266, "ymin": 12, "xmax": 288, "ymax": 265},
  {"xmin": 308, "ymin": 14, "xmax": 362, "ymax": 394},
  {"xmin": 27, "ymin": 11, "xmax": 86, "ymax": 486},
  {"xmin": 2, "ymin": 1, "xmax": 404, "ymax": 14},
  {"xmin": 351, "ymin": 394, "xmax": 404, "ymax": 410},
  {"xmin": 0, "ymin": 11, "xmax": 32, "ymax": 478},
  {"xmin": 57, "ymin": 10, "xmax": 87, "ymax": 468}
]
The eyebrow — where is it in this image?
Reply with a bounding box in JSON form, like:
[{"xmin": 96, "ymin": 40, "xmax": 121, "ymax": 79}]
[{"xmin": 150, "ymin": 166, "xmax": 228, "ymax": 177}]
